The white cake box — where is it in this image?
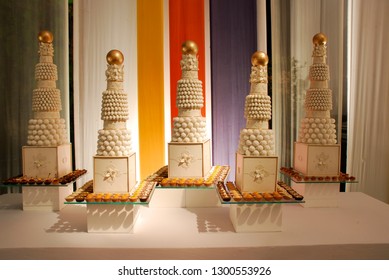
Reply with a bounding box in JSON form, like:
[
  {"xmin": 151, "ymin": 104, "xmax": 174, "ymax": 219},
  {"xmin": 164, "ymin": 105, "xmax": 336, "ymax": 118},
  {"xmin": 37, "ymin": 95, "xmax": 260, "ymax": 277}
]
[
  {"xmin": 229, "ymin": 203, "xmax": 282, "ymax": 232},
  {"xmin": 93, "ymin": 153, "xmax": 136, "ymax": 194},
  {"xmin": 22, "ymin": 184, "xmax": 73, "ymax": 211},
  {"xmin": 235, "ymin": 153, "xmax": 278, "ymax": 193},
  {"xmin": 292, "ymin": 182, "xmax": 339, "ymax": 208},
  {"xmin": 22, "ymin": 144, "xmax": 72, "ymax": 178},
  {"xmin": 168, "ymin": 139, "xmax": 211, "ymax": 178},
  {"xmin": 294, "ymin": 142, "xmax": 340, "ymax": 176},
  {"xmin": 87, "ymin": 204, "xmax": 139, "ymax": 233}
]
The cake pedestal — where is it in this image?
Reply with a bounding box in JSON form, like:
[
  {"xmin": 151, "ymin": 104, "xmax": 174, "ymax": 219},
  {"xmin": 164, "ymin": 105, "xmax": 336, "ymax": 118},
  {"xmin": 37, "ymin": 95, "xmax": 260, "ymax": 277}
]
[
  {"xmin": 86, "ymin": 204, "xmax": 140, "ymax": 233},
  {"xmin": 22, "ymin": 184, "xmax": 73, "ymax": 211},
  {"xmin": 22, "ymin": 144, "xmax": 72, "ymax": 178},
  {"xmin": 93, "ymin": 153, "xmax": 136, "ymax": 193},
  {"xmin": 149, "ymin": 188, "xmax": 220, "ymax": 208},
  {"xmin": 291, "ymin": 182, "xmax": 339, "ymax": 208},
  {"xmin": 229, "ymin": 203, "xmax": 282, "ymax": 232},
  {"xmin": 168, "ymin": 140, "xmax": 211, "ymax": 178},
  {"xmin": 235, "ymin": 153, "xmax": 278, "ymax": 193}
]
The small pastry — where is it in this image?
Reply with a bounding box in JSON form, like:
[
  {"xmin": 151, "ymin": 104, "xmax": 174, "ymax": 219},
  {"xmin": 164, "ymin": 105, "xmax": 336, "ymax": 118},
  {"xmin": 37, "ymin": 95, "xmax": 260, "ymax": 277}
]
[
  {"xmin": 263, "ymin": 193, "xmax": 273, "ymax": 201},
  {"xmin": 252, "ymin": 192, "xmax": 263, "ymax": 201}
]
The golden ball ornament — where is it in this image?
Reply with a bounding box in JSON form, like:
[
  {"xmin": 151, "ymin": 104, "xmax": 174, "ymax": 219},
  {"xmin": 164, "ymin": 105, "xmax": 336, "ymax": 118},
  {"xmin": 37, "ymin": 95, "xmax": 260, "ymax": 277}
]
[
  {"xmin": 106, "ymin": 49, "xmax": 124, "ymax": 65},
  {"xmin": 251, "ymin": 51, "xmax": 268, "ymax": 66},
  {"xmin": 38, "ymin": 30, "xmax": 53, "ymax": 43},
  {"xmin": 313, "ymin": 33, "xmax": 327, "ymax": 45},
  {"xmin": 181, "ymin": 40, "xmax": 198, "ymax": 55}
]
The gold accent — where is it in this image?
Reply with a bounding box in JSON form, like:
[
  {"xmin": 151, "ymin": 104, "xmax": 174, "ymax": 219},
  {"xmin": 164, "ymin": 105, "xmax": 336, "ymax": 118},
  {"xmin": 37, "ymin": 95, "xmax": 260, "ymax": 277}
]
[
  {"xmin": 251, "ymin": 51, "xmax": 268, "ymax": 66},
  {"xmin": 106, "ymin": 49, "xmax": 124, "ymax": 65},
  {"xmin": 313, "ymin": 33, "xmax": 327, "ymax": 45},
  {"xmin": 38, "ymin": 30, "xmax": 53, "ymax": 43},
  {"xmin": 181, "ymin": 40, "xmax": 198, "ymax": 55}
]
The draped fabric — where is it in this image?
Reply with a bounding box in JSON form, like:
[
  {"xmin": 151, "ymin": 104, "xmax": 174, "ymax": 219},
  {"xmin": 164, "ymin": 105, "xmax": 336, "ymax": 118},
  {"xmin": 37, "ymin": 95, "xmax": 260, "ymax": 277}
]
[
  {"xmin": 73, "ymin": 0, "xmax": 138, "ymax": 181},
  {"xmin": 0, "ymin": 0, "xmax": 69, "ymax": 192},
  {"xmin": 137, "ymin": 0, "xmax": 165, "ymax": 179},
  {"xmin": 271, "ymin": 0, "xmax": 345, "ymax": 170},
  {"xmin": 210, "ymin": 0, "xmax": 258, "ymax": 178},
  {"xmin": 347, "ymin": 0, "xmax": 389, "ymax": 203},
  {"xmin": 169, "ymin": 0, "xmax": 206, "ymax": 121}
]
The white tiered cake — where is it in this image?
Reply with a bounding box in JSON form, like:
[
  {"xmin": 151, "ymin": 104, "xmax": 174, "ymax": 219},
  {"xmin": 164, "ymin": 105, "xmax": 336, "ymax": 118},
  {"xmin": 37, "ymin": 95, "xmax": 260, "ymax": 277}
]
[
  {"xmin": 22, "ymin": 30, "xmax": 72, "ymax": 179},
  {"xmin": 235, "ymin": 51, "xmax": 278, "ymax": 193},
  {"xmin": 93, "ymin": 50, "xmax": 136, "ymax": 193},
  {"xmin": 168, "ymin": 41, "xmax": 211, "ymax": 178},
  {"xmin": 293, "ymin": 33, "xmax": 340, "ymax": 176}
]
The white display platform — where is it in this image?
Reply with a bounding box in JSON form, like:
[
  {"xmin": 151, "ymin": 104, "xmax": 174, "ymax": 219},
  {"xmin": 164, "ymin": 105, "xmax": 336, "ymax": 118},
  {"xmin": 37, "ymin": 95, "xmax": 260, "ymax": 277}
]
[
  {"xmin": 149, "ymin": 188, "xmax": 220, "ymax": 208},
  {"xmin": 229, "ymin": 203, "xmax": 282, "ymax": 232},
  {"xmin": 86, "ymin": 204, "xmax": 139, "ymax": 233},
  {"xmin": 292, "ymin": 182, "xmax": 340, "ymax": 208},
  {"xmin": 1, "ymin": 192, "xmax": 389, "ymax": 260},
  {"xmin": 22, "ymin": 184, "xmax": 73, "ymax": 211}
]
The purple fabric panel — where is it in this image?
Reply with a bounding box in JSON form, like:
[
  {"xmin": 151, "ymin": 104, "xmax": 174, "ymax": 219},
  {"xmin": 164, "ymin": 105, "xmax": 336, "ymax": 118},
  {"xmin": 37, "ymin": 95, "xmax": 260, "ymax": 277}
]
[{"xmin": 210, "ymin": 0, "xmax": 257, "ymax": 179}]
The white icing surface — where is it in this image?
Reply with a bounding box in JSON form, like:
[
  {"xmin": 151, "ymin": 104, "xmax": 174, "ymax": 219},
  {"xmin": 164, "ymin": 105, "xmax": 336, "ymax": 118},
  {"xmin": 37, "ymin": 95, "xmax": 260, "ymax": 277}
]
[
  {"xmin": 171, "ymin": 50, "xmax": 207, "ymax": 143},
  {"xmin": 238, "ymin": 129, "xmax": 275, "ymax": 156},
  {"xmin": 172, "ymin": 116, "xmax": 207, "ymax": 143},
  {"xmin": 96, "ymin": 129, "xmax": 132, "ymax": 156},
  {"xmin": 27, "ymin": 118, "xmax": 69, "ymax": 146},
  {"xmin": 26, "ymin": 40, "xmax": 69, "ymax": 147},
  {"xmin": 298, "ymin": 118, "xmax": 337, "ymax": 144}
]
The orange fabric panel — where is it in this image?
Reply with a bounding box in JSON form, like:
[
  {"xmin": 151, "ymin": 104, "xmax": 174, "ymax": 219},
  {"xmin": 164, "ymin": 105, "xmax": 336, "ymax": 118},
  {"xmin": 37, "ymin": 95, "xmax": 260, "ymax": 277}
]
[
  {"xmin": 169, "ymin": 0, "xmax": 206, "ymax": 122},
  {"xmin": 137, "ymin": 0, "xmax": 165, "ymax": 179}
]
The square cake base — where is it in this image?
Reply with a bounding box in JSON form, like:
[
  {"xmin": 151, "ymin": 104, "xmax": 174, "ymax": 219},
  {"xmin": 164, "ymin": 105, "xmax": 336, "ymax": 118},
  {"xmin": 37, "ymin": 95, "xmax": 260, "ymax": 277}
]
[
  {"xmin": 22, "ymin": 144, "xmax": 72, "ymax": 178},
  {"xmin": 229, "ymin": 203, "xmax": 282, "ymax": 232},
  {"xmin": 22, "ymin": 184, "xmax": 73, "ymax": 211},
  {"xmin": 149, "ymin": 188, "xmax": 220, "ymax": 208},
  {"xmin": 292, "ymin": 182, "xmax": 339, "ymax": 208},
  {"xmin": 294, "ymin": 142, "xmax": 340, "ymax": 176},
  {"xmin": 87, "ymin": 204, "xmax": 139, "ymax": 233},
  {"xmin": 168, "ymin": 140, "xmax": 211, "ymax": 178},
  {"xmin": 235, "ymin": 153, "xmax": 278, "ymax": 193},
  {"xmin": 93, "ymin": 153, "xmax": 136, "ymax": 194}
]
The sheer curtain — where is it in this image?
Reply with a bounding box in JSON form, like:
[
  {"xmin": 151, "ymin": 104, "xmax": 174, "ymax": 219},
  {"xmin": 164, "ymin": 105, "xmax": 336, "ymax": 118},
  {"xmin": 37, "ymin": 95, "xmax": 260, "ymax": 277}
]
[
  {"xmin": 73, "ymin": 0, "xmax": 138, "ymax": 182},
  {"xmin": 0, "ymin": 0, "xmax": 69, "ymax": 192},
  {"xmin": 271, "ymin": 0, "xmax": 344, "ymax": 170},
  {"xmin": 347, "ymin": 0, "xmax": 389, "ymax": 203}
]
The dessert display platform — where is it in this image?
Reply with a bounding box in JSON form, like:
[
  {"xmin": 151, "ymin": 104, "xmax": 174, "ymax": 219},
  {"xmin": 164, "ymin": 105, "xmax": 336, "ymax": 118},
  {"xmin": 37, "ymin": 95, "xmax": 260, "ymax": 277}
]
[
  {"xmin": 280, "ymin": 167, "xmax": 357, "ymax": 208},
  {"xmin": 149, "ymin": 165, "xmax": 230, "ymax": 208},
  {"xmin": 1, "ymin": 192, "xmax": 388, "ymax": 260},
  {"xmin": 1, "ymin": 169, "xmax": 87, "ymax": 211}
]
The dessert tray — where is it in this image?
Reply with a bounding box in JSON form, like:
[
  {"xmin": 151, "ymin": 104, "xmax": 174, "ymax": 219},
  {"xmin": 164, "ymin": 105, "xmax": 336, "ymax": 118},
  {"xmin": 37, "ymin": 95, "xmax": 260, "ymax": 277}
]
[
  {"xmin": 216, "ymin": 180, "xmax": 305, "ymax": 204},
  {"xmin": 64, "ymin": 179, "xmax": 156, "ymax": 205},
  {"xmin": 1, "ymin": 169, "xmax": 87, "ymax": 187},
  {"xmin": 280, "ymin": 167, "xmax": 358, "ymax": 183},
  {"xmin": 151, "ymin": 165, "xmax": 230, "ymax": 189}
]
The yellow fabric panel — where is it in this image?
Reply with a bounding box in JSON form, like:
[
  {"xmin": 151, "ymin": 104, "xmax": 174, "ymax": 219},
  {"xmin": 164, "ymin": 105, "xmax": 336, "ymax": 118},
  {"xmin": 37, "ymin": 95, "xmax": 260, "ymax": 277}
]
[{"xmin": 137, "ymin": 0, "xmax": 165, "ymax": 179}]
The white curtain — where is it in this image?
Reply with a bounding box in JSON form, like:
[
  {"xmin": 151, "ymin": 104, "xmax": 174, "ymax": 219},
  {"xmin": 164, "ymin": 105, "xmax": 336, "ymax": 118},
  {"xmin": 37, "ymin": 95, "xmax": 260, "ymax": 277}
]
[
  {"xmin": 347, "ymin": 0, "xmax": 389, "ymax": 203},
  {"xmin": 73, "ymin": 0, "xmax": 138, "ymax": 183},
  {"xmin": 0, "ymin": 0, "xmax": 68, "ymax": 192},
  {"xmin": 271, "ymin": 0, "xmax": 344, "ymax": 168}
]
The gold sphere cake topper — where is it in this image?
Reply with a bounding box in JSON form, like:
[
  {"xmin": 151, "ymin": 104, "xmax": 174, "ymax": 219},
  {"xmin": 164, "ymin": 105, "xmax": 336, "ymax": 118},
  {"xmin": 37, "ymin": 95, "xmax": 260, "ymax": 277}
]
[
  {"xmin": 313, "ymin": 32, "xmax": 327, "ymax": 45},
  {"xmin": 251, "ymin": 51, "xmax": 268, "ymax": 66},
  {"xmin": 38, "ymin": 30, "xmax": 53, "ymax": 43},
  {"xmin": 181, "ymin": 40, "xmax": 198, "ymax": 55},
  {"xmin": 106, "ymin": 49, "xmax": 124, "ymax": 65}
]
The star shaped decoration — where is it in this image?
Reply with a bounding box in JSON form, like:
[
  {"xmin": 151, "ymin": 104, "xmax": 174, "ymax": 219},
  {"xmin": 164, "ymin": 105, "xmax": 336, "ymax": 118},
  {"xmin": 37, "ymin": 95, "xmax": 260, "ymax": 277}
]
[
  {"xmin": 316, "ymin": 152, "xmax": 330, "ymax": 170},
  {"xmin": 103, "ymin": 167, "xmax": 118, "ymax": 182},
  {"xmin": 178, "ymin": 152, "xmax": 193, "ymax": 169}
]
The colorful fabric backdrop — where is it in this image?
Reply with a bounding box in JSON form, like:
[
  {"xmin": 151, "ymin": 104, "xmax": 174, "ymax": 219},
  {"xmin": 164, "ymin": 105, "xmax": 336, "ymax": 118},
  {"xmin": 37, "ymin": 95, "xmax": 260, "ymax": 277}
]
[{"xmin": 74, "ymin": 0, "xmax": 262, "ymax": 180}]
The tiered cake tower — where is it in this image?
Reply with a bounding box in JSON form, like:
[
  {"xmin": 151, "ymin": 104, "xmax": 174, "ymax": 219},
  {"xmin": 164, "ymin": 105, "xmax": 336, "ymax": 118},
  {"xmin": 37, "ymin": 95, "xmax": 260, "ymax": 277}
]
[
  {"xmin": 235, "ymin": 51, "xmax": 278, "ymax": 193},
  {"xmin": 93, "ymin": 50, "xmax": 136, "ymax": 193},
  {"xmin": 168, "ymin": 40, "xmax": 211, "ymax": 178},
  {"xmin": 22, "ymin": 30, "xmax": 72, "ymax": 179},
  {"xmin": 293, "ymin": 33, "xmax": 340, "ymax": 176}
]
